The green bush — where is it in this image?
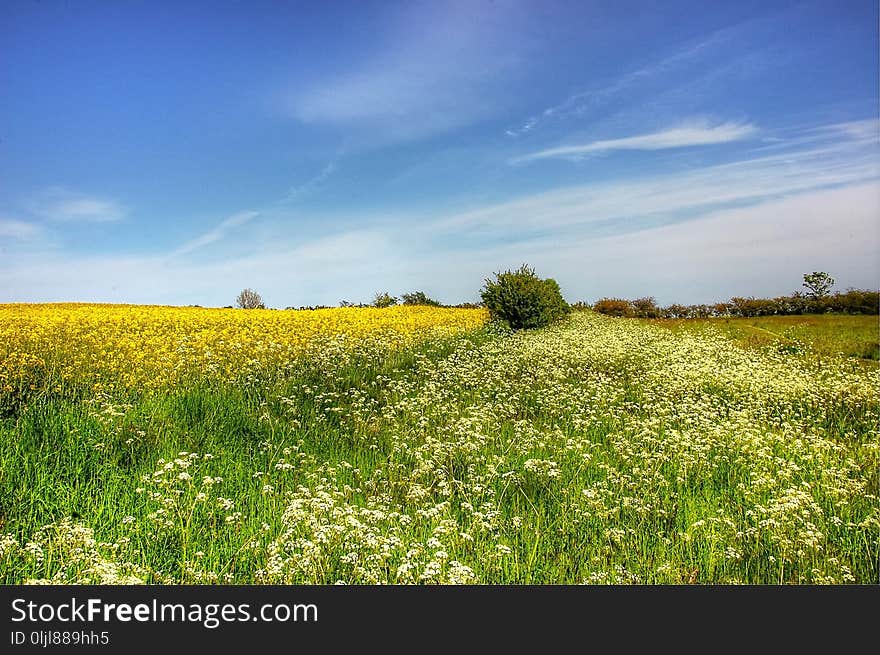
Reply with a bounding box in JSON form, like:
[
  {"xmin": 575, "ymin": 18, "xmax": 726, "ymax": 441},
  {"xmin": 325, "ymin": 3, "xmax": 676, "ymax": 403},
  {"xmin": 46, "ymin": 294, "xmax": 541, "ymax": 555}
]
[
  {"xmin": 401, "ymin": 291, "xmax": 441, "ymax": 306},
  {"xmin": 372, "ymin": 292, "xmax": 399, "ymax": 308},
  {"xmin": 480, "ymin": 265, "xmax": 569, "ymax": 329}
]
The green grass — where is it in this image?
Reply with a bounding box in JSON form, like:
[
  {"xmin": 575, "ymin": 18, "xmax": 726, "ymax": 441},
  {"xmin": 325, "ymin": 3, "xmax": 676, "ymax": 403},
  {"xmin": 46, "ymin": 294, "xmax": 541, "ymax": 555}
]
[
  {"xmin": 648, "ymin": 314, "xmax": 879, "ymax": 362},
  {"xmin": 1, "ymin": 314, "xmax": 877, "ymax": 584}
]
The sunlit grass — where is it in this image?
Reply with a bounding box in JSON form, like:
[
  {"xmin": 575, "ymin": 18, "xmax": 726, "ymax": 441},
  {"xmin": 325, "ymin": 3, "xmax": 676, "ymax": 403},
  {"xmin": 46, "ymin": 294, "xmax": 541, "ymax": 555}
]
[
  {"xmin": 1, "ymin": 308, "xmax": 877, "ymax": 584},
  {"xmin": 648, "ymin": 313, "xmax": 879, "ymax": 362}
]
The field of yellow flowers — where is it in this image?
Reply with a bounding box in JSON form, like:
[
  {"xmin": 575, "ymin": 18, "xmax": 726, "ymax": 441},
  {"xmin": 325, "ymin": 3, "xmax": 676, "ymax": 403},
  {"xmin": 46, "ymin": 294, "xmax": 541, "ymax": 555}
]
[
  {"xmin": 0, "ymin": 305, "xmax": 877, "ymax": 584},
  {"xmin": 0, "ymin": 303, "xmax": 486, "ymax": 396}
]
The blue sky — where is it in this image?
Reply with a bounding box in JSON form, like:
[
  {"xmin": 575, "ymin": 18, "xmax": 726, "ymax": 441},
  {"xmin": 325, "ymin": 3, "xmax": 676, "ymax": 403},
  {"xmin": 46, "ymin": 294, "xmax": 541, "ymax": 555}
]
[{"xmin": 1, "ymin": 0, "xmax": 878, "ymax": 307}]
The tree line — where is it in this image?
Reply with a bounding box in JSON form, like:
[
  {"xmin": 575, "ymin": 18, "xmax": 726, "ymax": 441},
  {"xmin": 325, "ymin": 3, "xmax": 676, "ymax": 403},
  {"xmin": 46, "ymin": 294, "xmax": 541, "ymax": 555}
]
[
  {"xmin": 587, "ymin": 273, "xmax": 878, "ymax": 318},
  {"xmin": 233, "ymin": 288, "xmax": 480, "ymax": 311},
  {"xmin": 233, "ymin": 270, "xmax": 877, "ymax": 322}
]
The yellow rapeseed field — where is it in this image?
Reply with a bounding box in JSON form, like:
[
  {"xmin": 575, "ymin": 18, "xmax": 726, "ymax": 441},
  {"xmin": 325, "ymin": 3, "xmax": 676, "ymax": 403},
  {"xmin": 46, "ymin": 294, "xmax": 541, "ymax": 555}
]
[{"xmin": 0, "ymin": 303, "xmax": 488, "ymax": 393}]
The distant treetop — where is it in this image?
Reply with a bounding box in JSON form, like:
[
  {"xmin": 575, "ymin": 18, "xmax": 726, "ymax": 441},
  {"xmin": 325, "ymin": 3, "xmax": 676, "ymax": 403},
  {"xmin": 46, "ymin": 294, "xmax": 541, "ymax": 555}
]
[
  {"xmin": 235, "ymin": 288, "xmax": 265, "ymax": 309},
  {"xmin": 802, "ymin": 271, "xmax": 835, "ymax": 299}
]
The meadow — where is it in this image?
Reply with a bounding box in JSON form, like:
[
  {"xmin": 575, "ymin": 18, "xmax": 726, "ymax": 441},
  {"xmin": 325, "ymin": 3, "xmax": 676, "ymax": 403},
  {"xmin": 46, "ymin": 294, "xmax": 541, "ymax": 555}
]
[
  {"xmin": 648, "ymin": 314, "xmax": 879, "ymax": 362},
  {"xmin": 0, "ymin": 304, "xmax": 877, "ymax": 584}
]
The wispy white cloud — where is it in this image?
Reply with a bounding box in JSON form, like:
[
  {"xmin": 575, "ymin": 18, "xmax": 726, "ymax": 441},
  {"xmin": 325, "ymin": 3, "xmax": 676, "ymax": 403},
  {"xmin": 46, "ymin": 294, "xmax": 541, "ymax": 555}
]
[
  {"xmin": 0, "ymin": 218, "xmax": 42, "ymax": 240},
  {"xmin": 751, "ymin": 119, "xmax": 879, "ymax": 154},
  {"xmin": 282, "ymin": 162, "xmax": 337, "ymax": 203},
  {"xmin": 286, "ymin": 2, "xmax": 525, "ymax": 141},
  {"xmin": 442, "ymin": 123, "xmax": 878, "ymax": 238},
  {"xmin": 815, "ymin": 118, "xmax": 878, "ymax": 142},
  {"xmin": 433, "ymin": 183, "xmax": 879, "ymax": 304},
  {"xmin": 170, "ymin": 211, "xmax": 261, "ymax": 257},
  {"xmin": 4, "ymin": 119, "xmax": 877, "ymax": 307},
  {"xmin": 505, "ymin": 28, "xmax": 731, "ymax": 137},
  {"xmin": 512, "ymin": 120, "xmax": 757, "ymax": 163},
  {"xmin": 4, "ymin": 184, "xmax": 876, "ymax": 307},
  {"xmin": 1, "ymin": 228, "xmax": 398, "ymax": 307},
  {"xmin": 28, "ymin": 187, "xmax": 127, "ymax": 223},
  {"xmin": 169, "ymin": 160, "xmax": 339, "ymax": 259}
]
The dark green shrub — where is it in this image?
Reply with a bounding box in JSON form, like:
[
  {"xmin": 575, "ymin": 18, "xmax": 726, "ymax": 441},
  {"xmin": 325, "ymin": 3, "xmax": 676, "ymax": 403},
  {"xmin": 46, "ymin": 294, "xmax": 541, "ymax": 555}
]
[
  {"xmin": 832, "ymin": 289, "xmax": 879, "ymax": 314},
  {"xmin": 730, "ymin": 297, "xmax": 777, "ymax": 317},
  {"xmin": 372, "ymin": 292, "xmax": 399, "ymax": 308},
  {"xmin": 480, "ymin": 265, "xmax": 569, "ymax": 329},
  {"xmin": 662, "ymin": 303, "xmax": 690, "ymax": 319},
  {"xmin": 401, "ymin": 291, "xmax": 441, "ymax": 306}
]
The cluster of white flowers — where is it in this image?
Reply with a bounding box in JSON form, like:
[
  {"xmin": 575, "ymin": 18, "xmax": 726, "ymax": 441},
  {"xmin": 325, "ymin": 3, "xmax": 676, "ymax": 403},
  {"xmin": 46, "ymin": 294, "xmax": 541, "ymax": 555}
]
[{"xmin": 2, "ymin": 519, "xmax": 149, "ymax": 584}]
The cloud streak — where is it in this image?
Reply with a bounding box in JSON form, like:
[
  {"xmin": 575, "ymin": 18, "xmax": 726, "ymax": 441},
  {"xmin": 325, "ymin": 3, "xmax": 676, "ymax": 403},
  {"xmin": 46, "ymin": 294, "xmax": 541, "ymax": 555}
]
[
  {"xmin": 170, "ymin": 211, "xmax": 261, "ymax": 257},
  {"xmin": 446, "ymin": 183, "xmax": 880, "ymax": 304},
  {"xmin": 281, "ymin": 162, "xmax": 337, "ymax": 203},
  {"xmin": 505, "ymin": 27, "xmax": 732, "ymax": 137},
  {"xmin": 0, "ymin": 219, "xmax": 42, "ymax": 240},
  {"xmin": 286, "ymin": 1, "xmax": 526, "ymax": 142},
  {"xmin": 511, "ymin": 120, "xmax": 757, "ymax": 163},
  {"xmin": 504, "ymin": 9, "xmax": 795, "ymax": 139},
  {"xmin": 1, "ymin": 228, "xmax": 399, "ymax": 307},
  {"xmin": 28, "ymin": 188, "xmax": 127, "ymax": 223},
  {"xmin": 442, "ymin": 122, "xmax": 878, "ymax": 241}
]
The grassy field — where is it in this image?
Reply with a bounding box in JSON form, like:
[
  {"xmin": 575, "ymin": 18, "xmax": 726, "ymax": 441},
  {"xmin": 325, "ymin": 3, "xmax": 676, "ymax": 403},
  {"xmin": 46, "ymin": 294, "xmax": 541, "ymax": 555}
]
[
  {"xmin": 647, "ymin": 314, "xmax": 879, "ymax": 362},
  {"xmin": 1, "ymin": 305, "xmax": 877, "ymax": 584}
]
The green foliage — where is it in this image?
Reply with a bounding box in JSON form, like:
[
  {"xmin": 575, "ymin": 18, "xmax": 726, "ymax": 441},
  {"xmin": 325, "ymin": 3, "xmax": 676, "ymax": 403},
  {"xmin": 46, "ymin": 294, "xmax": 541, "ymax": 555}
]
[
  {"xmin": 631, "ymin": 297, "xmax": 660, "ymax": 318},
  {"xmin": 657, "ymin": 313, "xmax": 879, "ymax": 362},
  {"xmin": 480, "ymin": 264, "xmax": 569, "ymax": 329},
  {"xmin": 372, "ymin": 292, "xmax": 399, "ymax": 309},
  {"xmin": 401, "ymin": 291, "xmax": 441, "ymax": 306},
  {"xmin": 803, "ymin": 271, "xmax": 835, "ymax": 299},
  {"xmin": 591, "ymin": 289, "xmax": 878, "ymax": 319},
  {"xmin": 588, "ymin": 271, "xmax": 873, "ymax": 320}
]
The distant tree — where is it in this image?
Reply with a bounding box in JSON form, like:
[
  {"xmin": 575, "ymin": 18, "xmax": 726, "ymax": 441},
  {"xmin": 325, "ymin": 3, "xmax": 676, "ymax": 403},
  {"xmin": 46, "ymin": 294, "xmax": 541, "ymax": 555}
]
[
  {"xmin": 235, "ymin": 288, "xmax": 265, "ymax": 309},
  {"xmin": 802, "ymin": 271, "xmax": 835, "ymax": 299},
  {"xmin": 372, "ymin": 292, "xmax": 399, "ymax": 308},
  {"xmin": 401, "ymin": 291, "xmax": 441, "ymax": 306}
]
